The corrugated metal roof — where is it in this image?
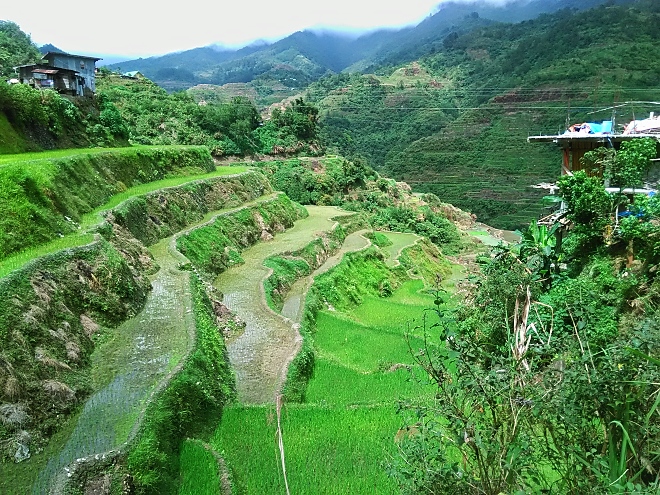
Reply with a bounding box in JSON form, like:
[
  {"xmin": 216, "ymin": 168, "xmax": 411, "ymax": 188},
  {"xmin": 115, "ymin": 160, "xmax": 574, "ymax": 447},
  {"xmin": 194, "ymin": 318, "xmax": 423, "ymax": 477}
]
[
  {"xmin": 42, "ymin": 51, "xmax": 101, "ymax": 62},
  {"xmin": 32, "ymin": 68, "xmax": 59, "ymax": 75}
]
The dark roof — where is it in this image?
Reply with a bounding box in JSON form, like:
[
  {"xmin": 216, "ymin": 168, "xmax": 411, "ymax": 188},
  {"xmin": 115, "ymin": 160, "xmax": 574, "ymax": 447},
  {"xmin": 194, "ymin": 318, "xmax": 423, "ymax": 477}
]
[
  {"xmin": 42, "ymin": 51, "xmax": 102, "ymax": 62},
  {"xmin": 16, "ymin": 64, "xmax": 79, "ymax": 75}
]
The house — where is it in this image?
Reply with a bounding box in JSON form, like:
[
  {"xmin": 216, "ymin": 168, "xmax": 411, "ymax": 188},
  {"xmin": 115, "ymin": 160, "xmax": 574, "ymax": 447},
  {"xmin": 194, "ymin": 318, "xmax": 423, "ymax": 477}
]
[
  {"xmin": 529, "ymin": 115, "xmax": 660, "ymax": 226},
  {"xmin": 16, "ymin": 52, "xmax": 101, "ymax": 96},
  {"xmin": 121, "ymin": 71, "xmax": 144, "ymax": 79},
  {"xmin": 528, "ymin": 116, "xmax": 660, "ymax": 176}
]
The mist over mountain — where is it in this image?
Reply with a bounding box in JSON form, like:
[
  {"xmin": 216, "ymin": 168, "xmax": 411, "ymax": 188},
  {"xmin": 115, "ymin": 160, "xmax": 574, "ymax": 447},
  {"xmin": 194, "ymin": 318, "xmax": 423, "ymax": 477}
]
[{"xmin": 106, "ymin": 0, "xmax": 632, "ymax": 91}]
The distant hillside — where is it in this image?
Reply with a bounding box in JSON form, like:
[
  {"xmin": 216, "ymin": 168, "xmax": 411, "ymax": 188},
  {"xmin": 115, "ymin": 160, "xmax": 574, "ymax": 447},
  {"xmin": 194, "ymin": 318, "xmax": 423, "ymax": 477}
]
[
  {"xmin": 39, "ymin": 43, "xmax": 65, "ymax": 54},
  {"xmin": 107, "ymin": 0, "xmax": 628, "ymax": 92},
  {"xmin": 311, "ymin": 0, "xmax": 660, "ymax": 229}
]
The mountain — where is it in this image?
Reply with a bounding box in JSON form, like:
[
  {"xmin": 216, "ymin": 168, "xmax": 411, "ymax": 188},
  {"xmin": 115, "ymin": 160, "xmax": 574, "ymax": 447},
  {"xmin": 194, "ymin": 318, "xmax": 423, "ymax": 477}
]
[
  {"xmin": 106, "ymin": 0, "xmax": 630, "ymax": 91},
  {"xmin": 311, "ymin": 0, "xmax": 660, "ymax": 229},
  {"xmin": 39, "ymin": 43, "xmax": 65, "ymax": 54}
]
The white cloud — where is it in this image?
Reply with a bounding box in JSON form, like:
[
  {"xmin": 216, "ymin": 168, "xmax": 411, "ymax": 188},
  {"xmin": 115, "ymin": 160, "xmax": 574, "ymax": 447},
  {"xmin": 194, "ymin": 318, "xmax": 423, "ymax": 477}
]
[{"xmin": 3, "ymin": 0, "xmax": 521, "ymax": 58}]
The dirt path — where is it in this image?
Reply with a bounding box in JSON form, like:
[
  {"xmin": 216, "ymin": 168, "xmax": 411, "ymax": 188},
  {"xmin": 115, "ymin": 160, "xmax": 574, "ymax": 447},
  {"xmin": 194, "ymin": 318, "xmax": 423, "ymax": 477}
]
[{"xmin": 215, "ymin": 206, "xmax": 360, "ymax": 404}]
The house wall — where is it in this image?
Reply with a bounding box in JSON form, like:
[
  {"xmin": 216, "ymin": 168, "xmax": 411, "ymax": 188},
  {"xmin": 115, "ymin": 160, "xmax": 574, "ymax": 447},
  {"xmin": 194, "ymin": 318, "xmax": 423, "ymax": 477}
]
[{"xmin": 43, "ymin": 54, "xmax": 97, "ymax": 92}]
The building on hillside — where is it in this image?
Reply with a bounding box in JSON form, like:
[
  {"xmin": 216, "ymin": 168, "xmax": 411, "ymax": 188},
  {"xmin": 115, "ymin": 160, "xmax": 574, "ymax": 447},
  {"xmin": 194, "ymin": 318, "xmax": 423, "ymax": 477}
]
[
  {"xmin": 121, "ymin": 71, "xmax": 144, "ymax": 79},
  {"xmin": 528, "ymin": 117, "xmax": 660, "ymax": 176},
  {"xmin": 528, "ymin": 115, "xmax": 660, "ymax": 226},
  {"xmin": 15, "ymin": 52, "xmax": 101, "ymax": 96}
]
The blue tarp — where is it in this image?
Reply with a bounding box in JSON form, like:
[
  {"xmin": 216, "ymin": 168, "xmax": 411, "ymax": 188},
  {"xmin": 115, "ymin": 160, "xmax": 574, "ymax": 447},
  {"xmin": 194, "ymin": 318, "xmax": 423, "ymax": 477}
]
[
  {"xmin": 587, "ymin": 121, "xmax": 613, "ymax": 134},
  {"xmin": 565, "ymin": 120, "xmax": 613, "ymax": 134}
]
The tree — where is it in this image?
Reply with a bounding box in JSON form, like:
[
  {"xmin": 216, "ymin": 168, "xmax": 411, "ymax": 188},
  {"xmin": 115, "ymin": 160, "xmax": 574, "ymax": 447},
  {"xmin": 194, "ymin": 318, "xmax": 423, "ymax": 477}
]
[{"xmin": 0, "ymin": 21, "xmax": 40, "ymax": 79}]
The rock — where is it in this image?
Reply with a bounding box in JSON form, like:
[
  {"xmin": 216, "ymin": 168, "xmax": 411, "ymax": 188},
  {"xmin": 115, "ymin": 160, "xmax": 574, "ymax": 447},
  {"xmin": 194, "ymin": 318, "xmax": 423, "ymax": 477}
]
[{"xmin": 13, "ymin": 431, "xmax": 31, "ymax": 463}]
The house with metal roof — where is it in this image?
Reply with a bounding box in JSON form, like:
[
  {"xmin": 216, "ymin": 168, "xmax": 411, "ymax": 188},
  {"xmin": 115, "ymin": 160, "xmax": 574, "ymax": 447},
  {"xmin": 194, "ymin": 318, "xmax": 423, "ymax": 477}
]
[
  {"xmin": 16, "ymin": 52, "xmax": 101, "ymax": 96},
  {"xmin": 528, "ymin": 115, "xmax": 660, "ymax": 176}
]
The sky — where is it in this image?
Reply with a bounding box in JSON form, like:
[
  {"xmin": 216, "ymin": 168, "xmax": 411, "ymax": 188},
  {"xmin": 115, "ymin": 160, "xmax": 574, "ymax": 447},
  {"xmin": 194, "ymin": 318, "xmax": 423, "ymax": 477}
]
[{"xmin": 4, "ymin": 0, "xmax": 458, "ymax": 61}]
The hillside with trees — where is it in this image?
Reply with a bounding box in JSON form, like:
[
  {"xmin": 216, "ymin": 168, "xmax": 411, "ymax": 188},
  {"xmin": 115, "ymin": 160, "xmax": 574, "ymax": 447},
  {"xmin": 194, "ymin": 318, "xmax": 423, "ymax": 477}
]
[
  {"xmin": 1, "ymin": 5, "xmax": 660, "ymax": 494},
  {"xmin": 106, "ymin": 0, "xmax": 631, "ymax": 92},
  {"xmin": 310, "ymin": 0, "xmax": 660, "ymax": 228}
]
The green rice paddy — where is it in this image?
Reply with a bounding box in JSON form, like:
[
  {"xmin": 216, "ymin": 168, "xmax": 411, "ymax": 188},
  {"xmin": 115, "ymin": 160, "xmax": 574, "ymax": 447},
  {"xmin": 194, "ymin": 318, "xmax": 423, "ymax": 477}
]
[
  {"xmin": 178, "ymin": 440, "xmax": 222, "ymax": 495},
  {"xmin": 210, "ymin": 231, "xmax": 439, "ymax": 494}
]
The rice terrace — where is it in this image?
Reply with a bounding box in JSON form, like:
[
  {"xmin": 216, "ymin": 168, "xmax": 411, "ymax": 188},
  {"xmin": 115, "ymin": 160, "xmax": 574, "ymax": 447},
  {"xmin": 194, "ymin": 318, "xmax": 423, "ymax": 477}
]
[
  {"xmin": 3, "ymin": 2, "xmax": 660, "ymax": 493},
  {"xmin": 0, "ymin": 145, "xmax": 476, "ymax": 494}
]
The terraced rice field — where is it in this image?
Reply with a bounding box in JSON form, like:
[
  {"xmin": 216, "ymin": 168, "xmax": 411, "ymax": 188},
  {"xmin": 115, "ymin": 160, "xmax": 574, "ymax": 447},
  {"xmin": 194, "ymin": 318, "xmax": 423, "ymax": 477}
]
[
  {"xmin": 212, "ymin": 232, "xmax": 437, "ymax": 494},
  {"xmin": 214, "ymin": 206, "xmax": 361, "ymax": 404},
  {"xmin": 33, "ymin": 232, "xmax": 196, "ymax": 493}
]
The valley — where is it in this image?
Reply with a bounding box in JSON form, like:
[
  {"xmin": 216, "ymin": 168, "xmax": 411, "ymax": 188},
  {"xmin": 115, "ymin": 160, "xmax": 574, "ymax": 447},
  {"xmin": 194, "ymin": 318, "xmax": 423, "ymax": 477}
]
[{"xmin": 2, "ymin": 1, "xmax": 660, "ymax": 493}]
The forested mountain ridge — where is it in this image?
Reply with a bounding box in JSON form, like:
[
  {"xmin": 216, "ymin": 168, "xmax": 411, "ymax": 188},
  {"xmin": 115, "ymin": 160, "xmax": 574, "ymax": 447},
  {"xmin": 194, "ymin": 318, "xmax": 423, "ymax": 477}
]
[
  {"xmin": 105, "ymin": 0, "xmax": 631, "ymax": 91},
  {"xmin": 311, "ymin": 0, "xmax": 660, "ymax": 228}
]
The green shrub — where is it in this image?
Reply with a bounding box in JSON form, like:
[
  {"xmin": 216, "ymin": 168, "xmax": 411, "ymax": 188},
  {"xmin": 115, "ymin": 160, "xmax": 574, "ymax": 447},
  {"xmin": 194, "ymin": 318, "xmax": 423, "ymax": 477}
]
[{"xmin": 127, "ymin": 275, "xmax": 235, "ymax": 494}]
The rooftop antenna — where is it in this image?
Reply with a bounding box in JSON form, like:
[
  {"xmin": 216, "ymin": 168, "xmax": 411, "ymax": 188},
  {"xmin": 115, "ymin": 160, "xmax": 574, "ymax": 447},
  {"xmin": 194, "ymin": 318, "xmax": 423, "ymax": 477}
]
[{"xmin": 565, "ymin": 98, "xmax": 571, "ymax": 130}]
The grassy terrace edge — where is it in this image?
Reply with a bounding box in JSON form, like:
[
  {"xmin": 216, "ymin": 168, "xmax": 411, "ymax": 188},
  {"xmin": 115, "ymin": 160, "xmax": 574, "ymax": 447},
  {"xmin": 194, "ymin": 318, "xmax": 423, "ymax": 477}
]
[
  {"xmin": 0, "ymin": 164, "xmax": 252, "ymax": 279},
  {"xmin": 0, "ymin": 145, "xmax": 215, "ymax": 260},
  {"xmin": 0, "ymin": 167, "xmax": 274, "ymax": 493}
]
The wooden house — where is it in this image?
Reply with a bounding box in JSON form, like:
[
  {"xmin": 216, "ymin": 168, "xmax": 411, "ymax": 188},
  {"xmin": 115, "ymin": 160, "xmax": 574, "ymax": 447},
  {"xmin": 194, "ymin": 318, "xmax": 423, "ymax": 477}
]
[
  {"xmin": 528, "ymin": 119, "xmax": 660, "ymax": 176},
  {"xmin": 528, "ymin": 118, "xmax": 660, "ymax": 226},
  {"xmin": 16, "ymin": 52, "xmax": 101, "ymax": 96}
]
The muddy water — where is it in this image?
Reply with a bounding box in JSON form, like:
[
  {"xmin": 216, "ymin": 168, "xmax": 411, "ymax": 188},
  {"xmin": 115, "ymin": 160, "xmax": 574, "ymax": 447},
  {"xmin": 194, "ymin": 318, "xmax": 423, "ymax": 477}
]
[
  {"xmin": 216, "ymin": 206, "xmax": 354, "ymax": 404},
  {"xmin": 380, "ymin": 232, "xmax": 420, "ymax": 267},
  {"xmin": 33, "ymin": 237, "xmax": 193, "ymax": 494}
]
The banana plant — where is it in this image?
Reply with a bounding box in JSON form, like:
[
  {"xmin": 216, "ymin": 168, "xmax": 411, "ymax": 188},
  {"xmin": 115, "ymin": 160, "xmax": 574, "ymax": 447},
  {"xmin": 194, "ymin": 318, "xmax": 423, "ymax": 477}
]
[{"xmin": 517, "ymin": 221, "xmax": 561, "ymax": 287}]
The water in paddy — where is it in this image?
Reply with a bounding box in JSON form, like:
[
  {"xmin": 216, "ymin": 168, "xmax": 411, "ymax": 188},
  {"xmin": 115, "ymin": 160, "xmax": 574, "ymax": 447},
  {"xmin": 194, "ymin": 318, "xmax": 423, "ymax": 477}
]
[
  {"xmin": 216, "ymin": 206, "xmax": 356, "ymax": 404},
  {"xmin": 33, "ymin": 237, "xmax": 193, "ymax": 494},
  {"xmin": 380, "ymin": 232, "xmax": 420, "ymax": 267}
]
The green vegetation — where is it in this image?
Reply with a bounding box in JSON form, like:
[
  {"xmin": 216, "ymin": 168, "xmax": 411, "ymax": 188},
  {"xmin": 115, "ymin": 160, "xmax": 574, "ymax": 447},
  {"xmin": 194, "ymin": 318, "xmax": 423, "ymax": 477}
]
[
  {"xmin": 0, "ymin": 81, "xmax": 130, "ymax": 152},
  {"xmin": 0, "ymin": 145, "xmax": 213, "ymax": 259},
  {"xmin": 0, "ymin": 240, "xmax": 150, "ymax": 464},
  {"xmin": 390, "ymin": 149, "xmax": 660, "ymax": 493},
  {"xmin": 178, "ymin": 439, "xmax": 223, "ymax": 495},
  {"xmin": 253, "ymin": 156, "xmax": 470, "ymax": 254},
  {"xmin": 0, "ymin": 165, "xmax": 251, "ymax": 279},
  {"xmin": 263, "ymin": 224, "xmax": 347, "ymax": 310},
  {"xmin": 214, "ymin": 238, "xmax": 445, "ymax": 494},
  {"xmin": 307, "ymin": 2, "xmax": 660, "ymax": 228},
  {"xmin": 98, "ymin": 73, "xmax": 321, "ymax": 156},
  {"xmin": 0, "ymin": 21, "xmax": 40, "ymax": 79},
  {"xmin": 127, "ymin": 274, "xmax": 235, "ymax": 494},
  {"xmin": 105, "ymin": 168, "xmax": 269, "ymax": 246},
  {"xmin": 177, "ymin": 194, "xmax": 306, "ymax": 277}
]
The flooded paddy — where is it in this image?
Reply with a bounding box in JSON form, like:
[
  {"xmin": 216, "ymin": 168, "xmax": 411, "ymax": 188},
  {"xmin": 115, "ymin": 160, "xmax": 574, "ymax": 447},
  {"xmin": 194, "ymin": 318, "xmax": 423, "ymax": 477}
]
[
  {"xmin": 33, "ymin": 236, "xmax": 194, "ymax": 493},
  {"xmin": 216, "ymin": 206, "xmax": 358, "ymax": 404}
]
